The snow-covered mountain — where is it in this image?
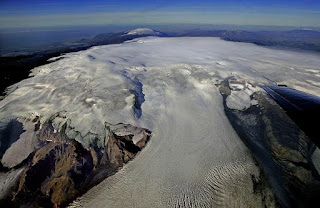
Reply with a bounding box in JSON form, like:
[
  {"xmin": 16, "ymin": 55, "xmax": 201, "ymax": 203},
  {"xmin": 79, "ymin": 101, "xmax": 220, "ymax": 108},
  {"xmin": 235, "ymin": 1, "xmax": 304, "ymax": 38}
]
[
  {"xmin": 1, "ymin": 36, "xmax": 320, "ymax": 207},
  {"xmin": 124, "ymin": 28, "xmax": 161, "ymax": 36}
]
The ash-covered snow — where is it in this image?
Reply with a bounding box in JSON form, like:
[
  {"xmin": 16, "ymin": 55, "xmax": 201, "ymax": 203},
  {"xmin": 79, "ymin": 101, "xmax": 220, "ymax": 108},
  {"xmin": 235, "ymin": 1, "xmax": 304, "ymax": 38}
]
[
  {"xmin": 1, "ymin": 37, "xmax": 320, "ymax": 207},
  {"xmin": 312, "ymin": 147, "xmax": 320, "ymax": 174}
]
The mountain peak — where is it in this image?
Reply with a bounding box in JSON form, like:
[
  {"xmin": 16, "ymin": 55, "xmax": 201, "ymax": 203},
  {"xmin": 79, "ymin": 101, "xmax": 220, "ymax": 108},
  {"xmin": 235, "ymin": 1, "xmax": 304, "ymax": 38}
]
[{"xmin": 126, "ymin": 28, "xmax": 160, "ymax": 36}]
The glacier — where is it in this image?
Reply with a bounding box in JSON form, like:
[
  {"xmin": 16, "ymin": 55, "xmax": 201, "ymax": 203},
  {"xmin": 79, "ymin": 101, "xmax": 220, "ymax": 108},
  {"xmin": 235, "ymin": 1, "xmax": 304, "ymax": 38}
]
[{"xmin": 0, "ymin": 37, "xmax": 320, "ymax": 207}]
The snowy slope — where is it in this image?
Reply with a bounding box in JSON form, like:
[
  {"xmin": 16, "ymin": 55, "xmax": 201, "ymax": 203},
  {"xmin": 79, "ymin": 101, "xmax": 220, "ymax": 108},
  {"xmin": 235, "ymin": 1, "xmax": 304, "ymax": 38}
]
[
  {"xmin": 1, "ymin": 37, "xmax": 320, "ymax": 207},
  {"xmin": 125, "ymin": 28, "xmax": 160, "ymax": 36}
]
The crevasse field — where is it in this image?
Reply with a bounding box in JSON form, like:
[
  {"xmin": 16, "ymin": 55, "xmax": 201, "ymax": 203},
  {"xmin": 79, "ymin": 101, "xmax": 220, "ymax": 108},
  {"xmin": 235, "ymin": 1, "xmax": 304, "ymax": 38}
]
[{"xmin": 1, "ymin": 37, "xmax": 320, "ymax": 207}]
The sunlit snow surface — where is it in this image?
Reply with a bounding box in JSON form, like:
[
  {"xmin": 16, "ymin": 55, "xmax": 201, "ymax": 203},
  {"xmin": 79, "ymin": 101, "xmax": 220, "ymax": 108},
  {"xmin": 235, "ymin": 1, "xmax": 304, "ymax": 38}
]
[
  {"xmin": 1, "ymin": 37, "xmax": 320, "ymax": 207},
  {"xmin": 125, "ymin": 28, "xmax": 160, "ymax": 36}
]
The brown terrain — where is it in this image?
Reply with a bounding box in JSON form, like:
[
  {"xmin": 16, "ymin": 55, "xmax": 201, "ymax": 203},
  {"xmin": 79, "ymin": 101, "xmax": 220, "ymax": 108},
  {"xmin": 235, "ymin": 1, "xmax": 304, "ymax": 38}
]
[{"xmin": 0, "ymin": 117, "xmax": 151, "ymax": 207}]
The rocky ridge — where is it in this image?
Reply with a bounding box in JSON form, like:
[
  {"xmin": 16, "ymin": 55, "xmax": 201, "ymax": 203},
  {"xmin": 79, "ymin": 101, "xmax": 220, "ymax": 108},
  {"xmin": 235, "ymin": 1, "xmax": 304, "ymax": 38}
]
[
  {"xmin": 0, "ymin": 114, "xmax": 151, "ymax": 207},
  {"xmin": 218, "ymin": 78, "xmax": 320, "ymax": 208}
]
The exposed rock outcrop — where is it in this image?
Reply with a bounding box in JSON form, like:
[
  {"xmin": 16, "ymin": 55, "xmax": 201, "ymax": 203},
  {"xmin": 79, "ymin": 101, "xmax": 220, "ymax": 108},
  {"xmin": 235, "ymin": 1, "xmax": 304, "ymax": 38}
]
[
  {"xmin": 0, "ymin": 118, "xmax": 151, "ymax": 207},
  {"xmin": 218, "ymin": 79, "xmax": 320, "ymax": 208}
]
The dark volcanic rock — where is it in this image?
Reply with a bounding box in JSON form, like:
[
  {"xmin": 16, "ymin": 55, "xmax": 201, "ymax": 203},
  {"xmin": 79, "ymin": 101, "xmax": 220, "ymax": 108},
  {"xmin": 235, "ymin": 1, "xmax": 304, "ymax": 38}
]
[
  {"xmin": 218, "ymin": 80, "xmax": 320, "ymax": 208},
  {"xmin": 0, "ymin": 119, "xmax": 151, "ymax": 207}
]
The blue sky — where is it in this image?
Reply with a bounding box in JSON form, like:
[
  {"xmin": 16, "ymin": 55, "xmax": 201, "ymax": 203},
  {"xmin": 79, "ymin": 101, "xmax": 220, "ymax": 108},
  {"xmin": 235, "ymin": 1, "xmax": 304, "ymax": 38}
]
[{"xmin": 0, "ymin": 0, "xmax": 320, "ymax": 28}]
